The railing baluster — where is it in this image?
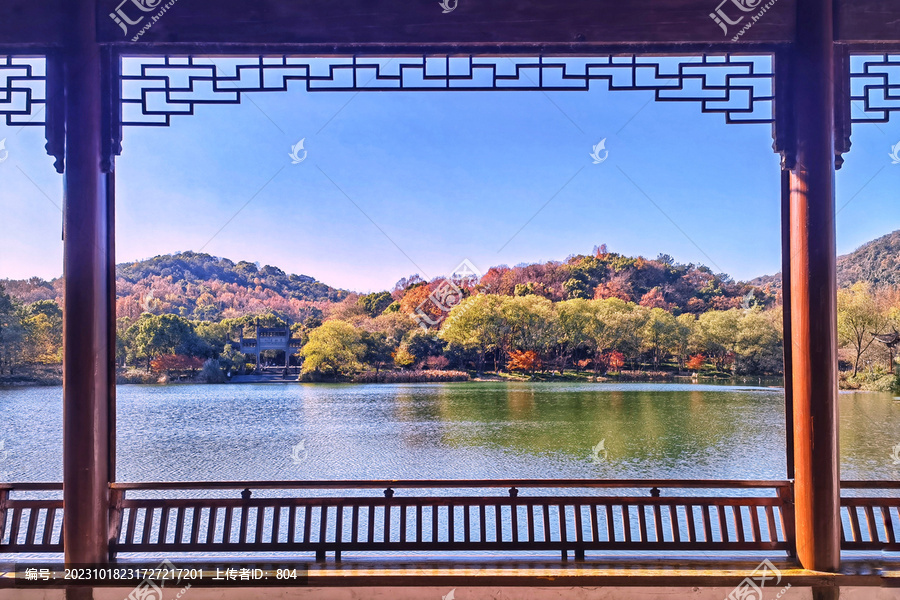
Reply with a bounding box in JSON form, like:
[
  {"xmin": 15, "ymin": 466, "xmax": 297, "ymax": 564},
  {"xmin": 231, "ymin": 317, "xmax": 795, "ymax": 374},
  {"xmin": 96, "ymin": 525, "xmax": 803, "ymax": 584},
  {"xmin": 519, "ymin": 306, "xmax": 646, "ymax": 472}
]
[
  {"xmin": 588, "ymin": 504, "xmax": 599, "ymax": 543},
  {"xmin": 157, "ymin": 506, "xmax": 169, "ymax": 545},
  {"xmin": 24, "ymin": 508, "xmax": 38, "ymax": 546},
  {"xmin": 652, "ymin": 503, "xmax": 663, "ymax": 543},
  {"xmin": 433, "ymin": 504, "xmax": 439, "ymax": 543},
  {"xmin": 272, "ymin": 505, "xmax": 281, "ymax": 544},
  {"xmin": 383, "ymin": 501, "xmax": 391, "ymax": 543},
  {"xmin": 351, "ymin": 505, "xmax": 359, "ymax": 544},
  {"xmin": 207, "ymin": 506, "xmax": 218, "ymax": 545},
  {"xmin": 367, "ymin": 504, "xmax": 375, "ymax": 544},
  {"xmin": 717, "ymin": 505, "xmax": 728, "ymax": 543},
  {"xmin": 319, "ymin": 504, "xmax": 329, "ymax": 545},
  {"xmin": 464, "ymin": 503, "xmax": 471, "ymax": 543},
  {"xmin": 287, "ymin": 505, "xmax": 297, "ymax": 544},
  {"xmin": 43, "ymin": 507, "xmax": 57, "ymax": 546},
  {"xmin": 685, "ymin": 505, "xmax": 696, "ymax": 542},
  {"xmin": 749, "ymin": 506, "xmax": 762, "ymax": 543},
  {"xmin": 0, "ymin": 490, "xmax": 8, "ymax": 541},
  {"xmin": 622, "ymin": 505, "xmax": 631, "ymax": 543},
  {"xmin": 142, "ymin": 507, "xmax": 155, "ymax": 545},
  {"xmin": 416, "ymin": 505, "xmax": 423, "ymax": 543},
  {"xmin": 733, "ymin": 504, "xmax": 744, "ymax": 542},
  {"xmin": 849, "ymin": 506, "xmax": 862, "ymax": 543},
  {"xmin": 236, "ymin": 505, "xmax": 247, "ymax": 544},
  {"xmin": 303, "ymin": 505, "xmax": 312, "ymax": 544},
  {"xmin": 399, "ymin": 503, "xmax": 406, "ymax": 543},
  {"xmin": 223, "ymin": 506, "xmax": 233, "ymax": 544},
  {"xmin": 669, "ymin": 505, "xmax": 679, "ymax": 543},
  {"xmin": 255, "ymin": 505, "xmax": 265, "ymax": 545},
  {"xmin": 447, "ymin": 503, "xmax": 454, "ymax": 543},
  {"xmin": 763, "ymin": 505, "xmax": 776, "ymax": 542},
  {"xmin": 528, "ymin": 504, "xmax": 537, "ymax": 543},
  {"xmin": 334, "ymin": 504, "xmax": 343, "ymax": 547},
  {"xmin": 192, "ymin": 506, "xmax": 203, "ymax": 546},
  {"xmin": 637, "ymin": 504, "xmax": 648, "ymax": 543},
  {"xmin": 542, "ymin": 504, "xmax": 551, "ymax": 542},
  {"xmin": 510, "ymin": 502, "xmax": 518, "ymax": 544},
  {"xmin": 573, "ymin": 504, "xmax": 584, "ymax": 545},
  {"xmin": 479, "ymin": 504, "xmax": 487, "ymax": 543},
  {"xmin": 882, "ymin": 505, "xmax": 896, "ymax": 544},
  {"xmin": 8, "ymin": 507, "xmax": 22, "ymax": 547},
  {"xmin": 862, "ymin": 505, "xmax": 877, "ymax": 542},
  {"xmin": 703, "ymin": 506, "xmax": 714, "ymax": 544},
  {"xmin": 495, "ymin": 504, "xmax": 503, "ymax": 543}
]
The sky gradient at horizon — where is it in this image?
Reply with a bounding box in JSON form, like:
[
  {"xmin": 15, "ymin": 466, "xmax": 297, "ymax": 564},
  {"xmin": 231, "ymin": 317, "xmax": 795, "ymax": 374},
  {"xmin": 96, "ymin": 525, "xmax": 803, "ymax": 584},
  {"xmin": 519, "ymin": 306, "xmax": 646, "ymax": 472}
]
[{"xmin": 1, "ymin": 59, "xmax": 898, "ymax": 293}]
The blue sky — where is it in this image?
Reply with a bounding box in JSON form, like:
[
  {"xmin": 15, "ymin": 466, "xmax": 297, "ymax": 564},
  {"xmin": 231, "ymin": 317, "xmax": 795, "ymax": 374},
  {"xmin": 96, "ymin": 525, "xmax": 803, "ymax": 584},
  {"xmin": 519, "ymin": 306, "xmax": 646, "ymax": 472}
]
[{"xmin": 1, "ymin": 61, "xmax": 898, "ymax": 293}]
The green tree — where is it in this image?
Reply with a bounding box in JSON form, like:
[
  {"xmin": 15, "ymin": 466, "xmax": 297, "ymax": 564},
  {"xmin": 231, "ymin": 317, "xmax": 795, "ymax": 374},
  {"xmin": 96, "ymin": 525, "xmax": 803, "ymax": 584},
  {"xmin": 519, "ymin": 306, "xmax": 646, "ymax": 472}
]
[
  {"xmin": 642, "ymin": 308, "xmax": 677, "ymax": 368},
  {"xmin": 126, "ymin": 313, "xmax": 200, "ymax": 371},
  {"xmin": 697, "ymin": 309, "xmax": 742, "ymax": 372},
  {"xmin": 500, "ymin": 295, "xmax": 558, "ymax": 370},
  {"xmin": 735, "ymin": 308, "xmax": 783, "ymax": 374},
  {"xmin": 837, "ymin": 282, "xmax": 888, "ymax": 376},
  {"xmin": 556, "ymin": 298, "xmax": 595, "ymax": 373},
  {"xmin": 0, "ymin": 285, "xmax": 25, "ymax": 374},
  {"xmin": 300, "ymin": 320, "xmax": 365, "ymax": 378},
  {"xmin": 357, "ymin": 291, "xmax": 394, "ymax": 318},
  {"xmin": 672, "ymin": 313, "xmax": 698, "ymax": 371},
  {"xmin": 439, "ymin": 295, "xmax": 503, "ymax": 375}
]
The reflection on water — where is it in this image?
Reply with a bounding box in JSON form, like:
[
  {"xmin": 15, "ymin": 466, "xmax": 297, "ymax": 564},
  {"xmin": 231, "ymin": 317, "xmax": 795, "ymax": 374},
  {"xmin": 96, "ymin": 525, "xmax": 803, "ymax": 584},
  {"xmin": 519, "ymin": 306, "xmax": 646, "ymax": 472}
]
[{"xmin": 0, "ymin": 382, "xmax": 897, "ymax": 483}]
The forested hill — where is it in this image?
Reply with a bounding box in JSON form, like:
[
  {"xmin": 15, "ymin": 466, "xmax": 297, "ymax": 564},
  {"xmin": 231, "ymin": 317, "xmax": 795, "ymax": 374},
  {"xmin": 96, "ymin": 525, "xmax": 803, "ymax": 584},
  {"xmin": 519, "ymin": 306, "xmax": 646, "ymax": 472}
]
[
  {"xmin": 4, "ymin": 252, "xmax": 348, "ymax": 321},
  {"xmin": 750, "ymin": 229, "xmax": 900, "ymax": 291}
]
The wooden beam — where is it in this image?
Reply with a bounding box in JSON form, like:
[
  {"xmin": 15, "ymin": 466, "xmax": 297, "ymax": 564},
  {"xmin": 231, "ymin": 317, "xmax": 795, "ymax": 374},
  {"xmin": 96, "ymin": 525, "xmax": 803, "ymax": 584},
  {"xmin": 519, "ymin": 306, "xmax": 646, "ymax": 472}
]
[
  {"xmin": 96, "ymin": 0, "xmax": 797, "ymax": 45},
  {"xmin": 62, "ymin": 0, "xmax": 111, "ymax": 575},
  {"xmin": 836, "ymin": 0, "xmax": 900, "ymax": 43},
  {"xmin": 787, "ymin": 0, "xmax": 840, "ymax": 573}
]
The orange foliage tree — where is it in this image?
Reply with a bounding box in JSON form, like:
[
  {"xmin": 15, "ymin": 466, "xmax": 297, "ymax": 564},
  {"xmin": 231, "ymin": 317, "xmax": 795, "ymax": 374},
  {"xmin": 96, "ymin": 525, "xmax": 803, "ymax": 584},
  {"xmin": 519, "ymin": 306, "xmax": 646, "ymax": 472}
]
[
  {"xmin": 686, "ymin": 353, "xmax": 706, "ymax": 372},
  {"xmin": 150, "ymin": 354, "xmax": 204, "ymax": 374},
  {"xmin": 508, "ymin": 350, "xmax": 540, "ymax": 374}
]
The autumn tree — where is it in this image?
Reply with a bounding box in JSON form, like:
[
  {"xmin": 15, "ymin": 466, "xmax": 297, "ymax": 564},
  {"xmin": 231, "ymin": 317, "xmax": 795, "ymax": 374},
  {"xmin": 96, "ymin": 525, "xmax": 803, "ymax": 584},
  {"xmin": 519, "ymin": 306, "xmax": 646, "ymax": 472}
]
[
  {"xmin": 300, "ymin": 320, "xmax": 365, "ymax": 378},
  {"xmin": 439, "ymin": 295, "xmax": 503, "ymax": 375},
  {"xmin": 837, "ymin": 282, "xmax": 888, "ymax": 376}
]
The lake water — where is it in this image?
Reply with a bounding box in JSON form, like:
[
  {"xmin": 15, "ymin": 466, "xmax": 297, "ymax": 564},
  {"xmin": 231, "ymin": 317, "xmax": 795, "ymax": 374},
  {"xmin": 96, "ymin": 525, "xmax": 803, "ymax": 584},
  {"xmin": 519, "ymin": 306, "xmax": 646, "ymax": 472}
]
[{"xmin": 1, "ymin": 382, "xmax": 898, "ymax": 484}]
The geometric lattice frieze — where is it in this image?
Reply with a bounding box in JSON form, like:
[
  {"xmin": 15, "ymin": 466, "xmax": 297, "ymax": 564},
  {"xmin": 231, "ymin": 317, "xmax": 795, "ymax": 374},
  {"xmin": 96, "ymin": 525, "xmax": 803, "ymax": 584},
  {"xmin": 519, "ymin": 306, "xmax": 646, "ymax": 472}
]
[
  {"xmin": 849, "ymin": 53, "xmax": 900, "ymax": 123},
  {"xmin": 0, "ymin": 56, "xmax": 47, "ymax": 126},
  {"xmin": 120, "ymin": 53, "xmax": 774, "ymax": 127}
]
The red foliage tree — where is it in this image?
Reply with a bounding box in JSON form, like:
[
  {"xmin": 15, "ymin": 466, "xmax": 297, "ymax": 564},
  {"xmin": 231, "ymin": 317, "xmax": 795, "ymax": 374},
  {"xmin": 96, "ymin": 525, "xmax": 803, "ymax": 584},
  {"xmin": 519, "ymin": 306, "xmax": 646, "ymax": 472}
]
[{"xmin": 686, "ymin": 353, "xmax": 706, "ymax": 372}]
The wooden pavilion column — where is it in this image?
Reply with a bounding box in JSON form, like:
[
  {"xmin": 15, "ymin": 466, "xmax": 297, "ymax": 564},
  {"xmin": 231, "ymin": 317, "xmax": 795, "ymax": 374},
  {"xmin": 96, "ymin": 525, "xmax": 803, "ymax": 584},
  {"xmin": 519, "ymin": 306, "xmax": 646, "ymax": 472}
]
[
  {"xmin": 786, "ymin": 0, "xmax": 841, "ymax": 573},
  {"xmin": 62, "ymin": 0, "xmax": 113, "ymax": 576}
]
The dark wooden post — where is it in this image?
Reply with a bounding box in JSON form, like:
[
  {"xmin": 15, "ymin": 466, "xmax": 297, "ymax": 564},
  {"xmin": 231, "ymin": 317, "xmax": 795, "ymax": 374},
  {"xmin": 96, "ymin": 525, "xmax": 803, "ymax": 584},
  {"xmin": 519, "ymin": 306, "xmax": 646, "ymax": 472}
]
[
  {"xmin": 62, "ymin": 0, "xmax": 112, "ymax": 572},
  {"xmin": 787, "ymin": 0, "xmax": 841, "ymax": 572}
]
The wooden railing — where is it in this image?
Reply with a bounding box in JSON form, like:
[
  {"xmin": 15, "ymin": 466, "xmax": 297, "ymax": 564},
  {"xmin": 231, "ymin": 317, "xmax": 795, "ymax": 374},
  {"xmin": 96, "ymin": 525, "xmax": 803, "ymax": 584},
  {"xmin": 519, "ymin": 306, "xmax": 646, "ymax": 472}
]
[
  {"xmin": 0, "ymin": 483, "xmax": 63, "ymax": 553},
  {"xmin": 106, "ymin": 479, "xmax": 793, "ymax": 560},
  {"xmin": 1, "ymin": 479, "xmax": 896, "ymax": 558},
  {"xmin": 839, "ymin": 481, "xmax": 900, "ymax": 551}
]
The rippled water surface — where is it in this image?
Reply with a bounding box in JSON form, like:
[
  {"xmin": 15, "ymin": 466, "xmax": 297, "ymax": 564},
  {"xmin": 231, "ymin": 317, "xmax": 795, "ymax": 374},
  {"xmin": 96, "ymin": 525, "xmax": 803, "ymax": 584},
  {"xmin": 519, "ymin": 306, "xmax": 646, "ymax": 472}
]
[{"xmin": 1, "ymin": 382, "xmax": 898, "ymax": 483}]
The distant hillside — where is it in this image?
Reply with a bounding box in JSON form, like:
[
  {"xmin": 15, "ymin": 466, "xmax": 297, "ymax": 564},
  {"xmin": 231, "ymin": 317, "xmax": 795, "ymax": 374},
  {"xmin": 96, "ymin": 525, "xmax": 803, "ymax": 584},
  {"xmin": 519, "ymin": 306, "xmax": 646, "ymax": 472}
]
[
  {"xmin": 750, "ymin": 229, "xmax": 900, "ymax": 290},
  {"xmin": 4, "ymin": 252, "xmax": 348, "ymax": 322}
]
